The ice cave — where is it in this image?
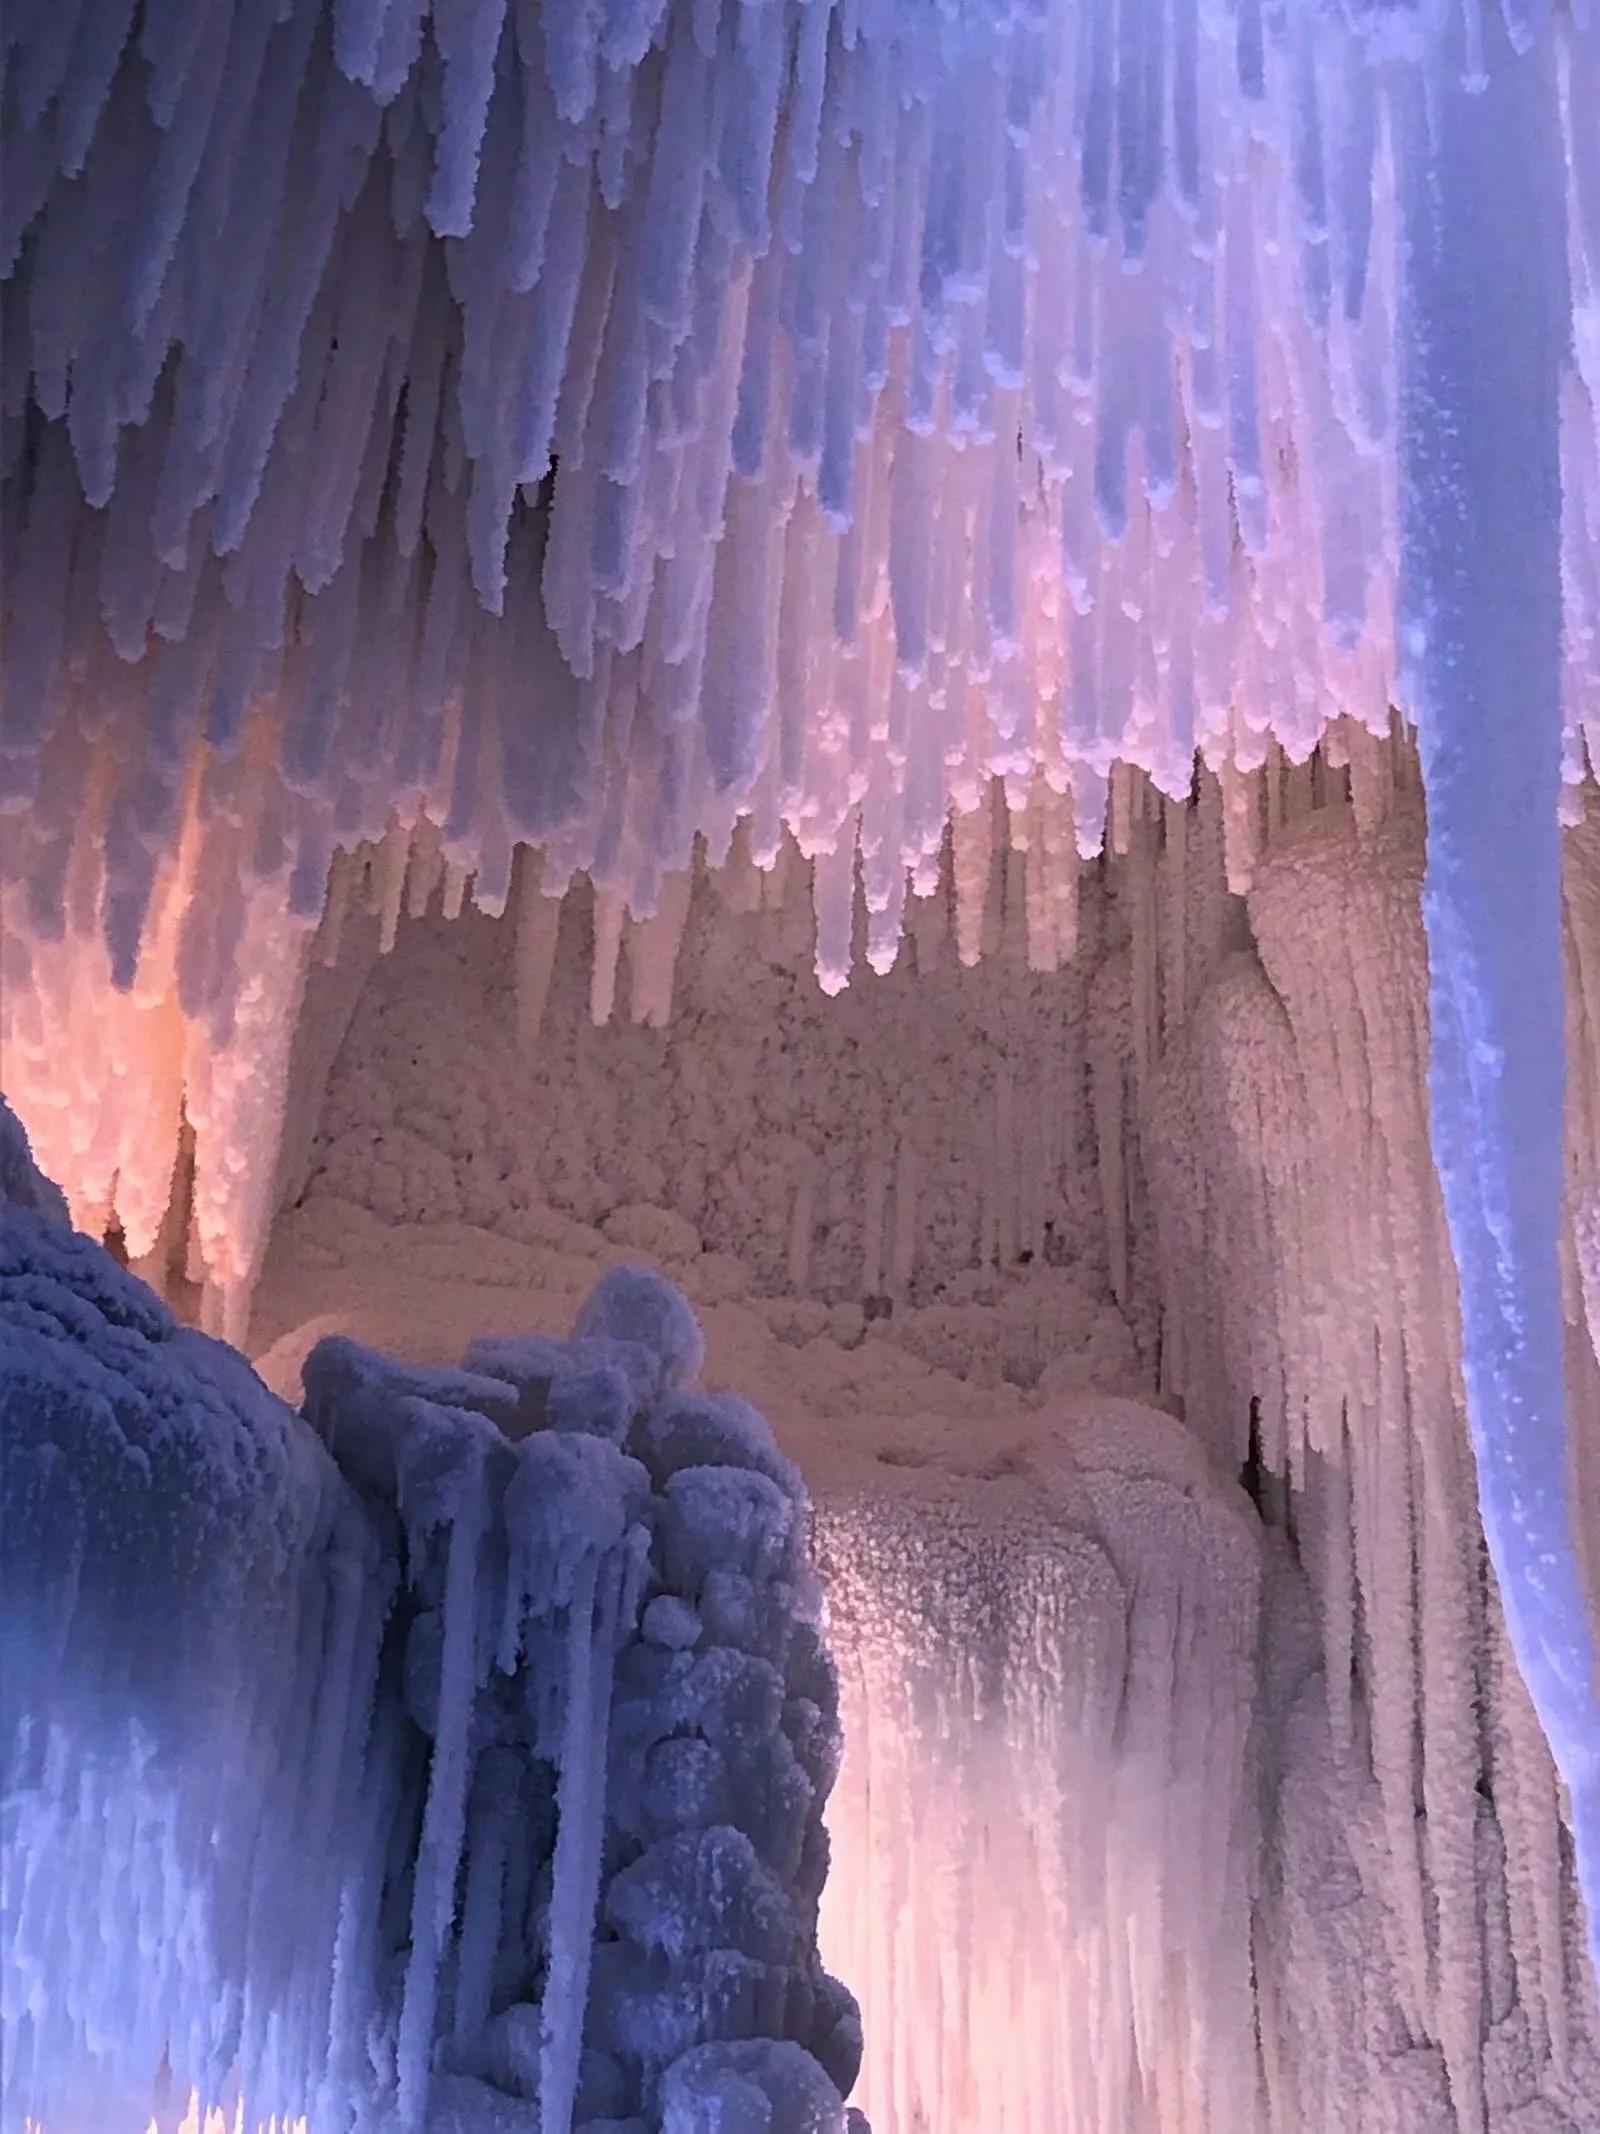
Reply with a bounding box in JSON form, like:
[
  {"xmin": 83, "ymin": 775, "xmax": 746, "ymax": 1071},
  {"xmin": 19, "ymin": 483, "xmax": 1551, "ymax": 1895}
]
[{"xmin": 2, "ymin": 1, "xmax": 1600, "ymax": 2130}]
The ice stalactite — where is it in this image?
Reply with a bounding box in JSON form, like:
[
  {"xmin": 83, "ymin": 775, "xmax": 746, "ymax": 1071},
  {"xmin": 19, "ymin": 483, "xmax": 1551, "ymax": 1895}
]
[
  {"xmin": 0, "ymin": 1108, "xmax": 861, "ymax": 2134},
  {"xmin": 0, "ymin": 793, "xmax": 313, "ymax": 1343}
]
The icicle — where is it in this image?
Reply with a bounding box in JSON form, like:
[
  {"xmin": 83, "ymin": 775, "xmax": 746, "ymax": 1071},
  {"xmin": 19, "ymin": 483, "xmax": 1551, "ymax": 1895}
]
[
  {"xmin": 588, "ymin": 885, "xmax": 626, "ymax": 1026},
  {"xmin": 812, "ymin": 827, "xmax": 857, "ymax": 998},
  {"xmin": 787, "ymin": 1157, "xmax": 814, "ymax": 1295},
  {"xmin": 513, "ymin": 847, "xmax": 561, "ymax": 1046},
  {"xmin": 1218, "ymin": 757, "xmax": 1260, "ymax": 896},
  {"xmin": 950, "ymin": 797, "xmax": 992, "ymax": 969},
  {"xmin": 376, "ymin": 821, "xmax": 410, "ymax": 955},
  {"xmin": 318, "ymin": 847, "xmax": 357, "ymax": 969},
  {"xmin": 538, "ymin": 1552, "xmax": 602, "ymax": 2134},
  {"xmin": 393, "ymin": 1452, "xmax": 489, "ymax": 2125},
  {"xmin": 442, "ymin": 861, "xmax": 470, "ymax": 920},
  {"xmin": 626, "ymin": 864, "xmax": 692, "ymax": 1028},
  {"xmin": 889, "ymin": 1137, "xmax": 917, "ymax": 1303}
]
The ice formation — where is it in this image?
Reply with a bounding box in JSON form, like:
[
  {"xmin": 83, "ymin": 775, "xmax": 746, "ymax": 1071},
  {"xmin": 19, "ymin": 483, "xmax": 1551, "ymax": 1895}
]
[
  {"xmin": 813, "ymin": 1403, "xmax": 1263, "ymax": 2134},
  {"xmin": 0, "ymin": 1107, "xmax": 861, "ymax": 2134},
  {"xmin": 5, "ymin": 0, "xmax": 1600, "ymax": 2129},
  {"xmin": 1150, "ymin": 799, "xmax": 1600, "ymax": 2130},
  {"xmin": 1393, "ymin": 19, "xmax": 1600, "ymax": 2019}
]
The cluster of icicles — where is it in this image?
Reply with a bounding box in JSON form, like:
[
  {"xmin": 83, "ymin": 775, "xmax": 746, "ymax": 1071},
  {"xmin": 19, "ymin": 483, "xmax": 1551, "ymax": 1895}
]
[
  {"xmin": 3, "ymin": 0, "xmax": 1598, "ymax": 995},
  {"xmin": 0, "ymin": 0, "xmax": 1597, "ymax": 1308}
]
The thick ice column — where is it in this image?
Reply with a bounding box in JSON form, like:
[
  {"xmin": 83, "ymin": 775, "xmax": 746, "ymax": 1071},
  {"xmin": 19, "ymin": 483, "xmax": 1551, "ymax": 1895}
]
[{"xmin": 1396, "ymin": 13, "xmax": 1600, "ymax": 1962}]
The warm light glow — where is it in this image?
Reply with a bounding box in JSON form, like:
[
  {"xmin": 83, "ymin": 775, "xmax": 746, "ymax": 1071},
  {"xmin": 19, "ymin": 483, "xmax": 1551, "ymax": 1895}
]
[
  {"xmin": 814, "ymin": 1411, "xmax": 1262, "ymax": 2134},
  {"xmin": 26, "ymin": 2104, "xmax": 304, "ymax": 2134}
]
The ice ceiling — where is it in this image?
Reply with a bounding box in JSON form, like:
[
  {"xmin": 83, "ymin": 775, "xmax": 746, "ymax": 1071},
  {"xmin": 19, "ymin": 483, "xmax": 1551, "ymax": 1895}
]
[{"xmin": 3, "ymin": 0, "xmax": 1600, "ymax": 2127}]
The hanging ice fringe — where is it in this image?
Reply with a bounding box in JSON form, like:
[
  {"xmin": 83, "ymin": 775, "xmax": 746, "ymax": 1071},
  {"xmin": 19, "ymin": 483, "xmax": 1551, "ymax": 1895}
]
[{"xmin": 2, "ymin": 0, "xmax": 1592, "ymax": 1024}]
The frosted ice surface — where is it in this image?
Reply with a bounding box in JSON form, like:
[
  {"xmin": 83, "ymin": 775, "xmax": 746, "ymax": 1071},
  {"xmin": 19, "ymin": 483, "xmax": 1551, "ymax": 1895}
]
[
  {"xmin": 637, "ymin": 1393, "xmax": 803, "ymax": 1499},
  {"xmin": 642, "ymin": 1594, "xmax": 704, "ymax": 1650},
  {"xmin": 303, "ymin": 1330, "xmax": 522, "ymax": 1493},
  {"xmin": 658, "ymin": 2039, "xmax": 848, "ymax": 2134},
  {"xmin": 607, "ymin": 1827, "xmax": 797, "ymax": 1967},
  {"xmin": 573, "ymin": 1266, "xmax": 707, "ymax": 1397},
  {"xmin": 0, "ymin": 1099, "xmax": 68, "ymax": 1223},
  {"xmin": 428, "ymin": 2072, "xmax": 546, "ymax": 2132},
  {"xmin": 464, "ymin": 1331, "xmax": 659, "ymax": 1441},
  {"xmin": 659, "ymin": 1468, "xmax": 799, "ymax": 1593}
]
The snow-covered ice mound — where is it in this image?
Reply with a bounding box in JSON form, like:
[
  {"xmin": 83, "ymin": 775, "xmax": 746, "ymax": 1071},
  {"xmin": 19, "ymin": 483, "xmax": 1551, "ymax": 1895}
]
[{"xmin": 0, "ymin": 1104, "xmax": 861, "ymax": 2134}]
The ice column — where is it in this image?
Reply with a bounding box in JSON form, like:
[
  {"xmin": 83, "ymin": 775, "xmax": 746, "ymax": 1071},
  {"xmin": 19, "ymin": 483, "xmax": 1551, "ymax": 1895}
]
[
  {"xmin": 1397, "ymin": 13, "xmax": 1600, "ymax": 1962},
  {"xmin": 0, "ymin": 1101, "xmax": 394, "ymax": 2134}
]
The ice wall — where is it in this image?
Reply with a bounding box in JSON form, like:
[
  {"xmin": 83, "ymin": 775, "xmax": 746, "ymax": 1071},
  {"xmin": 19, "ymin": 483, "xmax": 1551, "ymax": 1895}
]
[
  {"xmin": 1150, "ymin": 801, "xmax": 1600, "ymax": 2129},
  {"xmin": 288, "ymin": 831, "xmax": 1142, "ymax": 1329},
  {"xmin": 0, "ymin": 1104, "xmax": 862, "ymax": 2134}
]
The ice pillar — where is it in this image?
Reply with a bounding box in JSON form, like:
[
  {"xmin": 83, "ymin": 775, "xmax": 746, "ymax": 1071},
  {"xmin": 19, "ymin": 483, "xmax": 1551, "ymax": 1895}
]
[{"xmin": 1396, "ymin": 9, "xmax": 1600, "ymax": 1961}]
